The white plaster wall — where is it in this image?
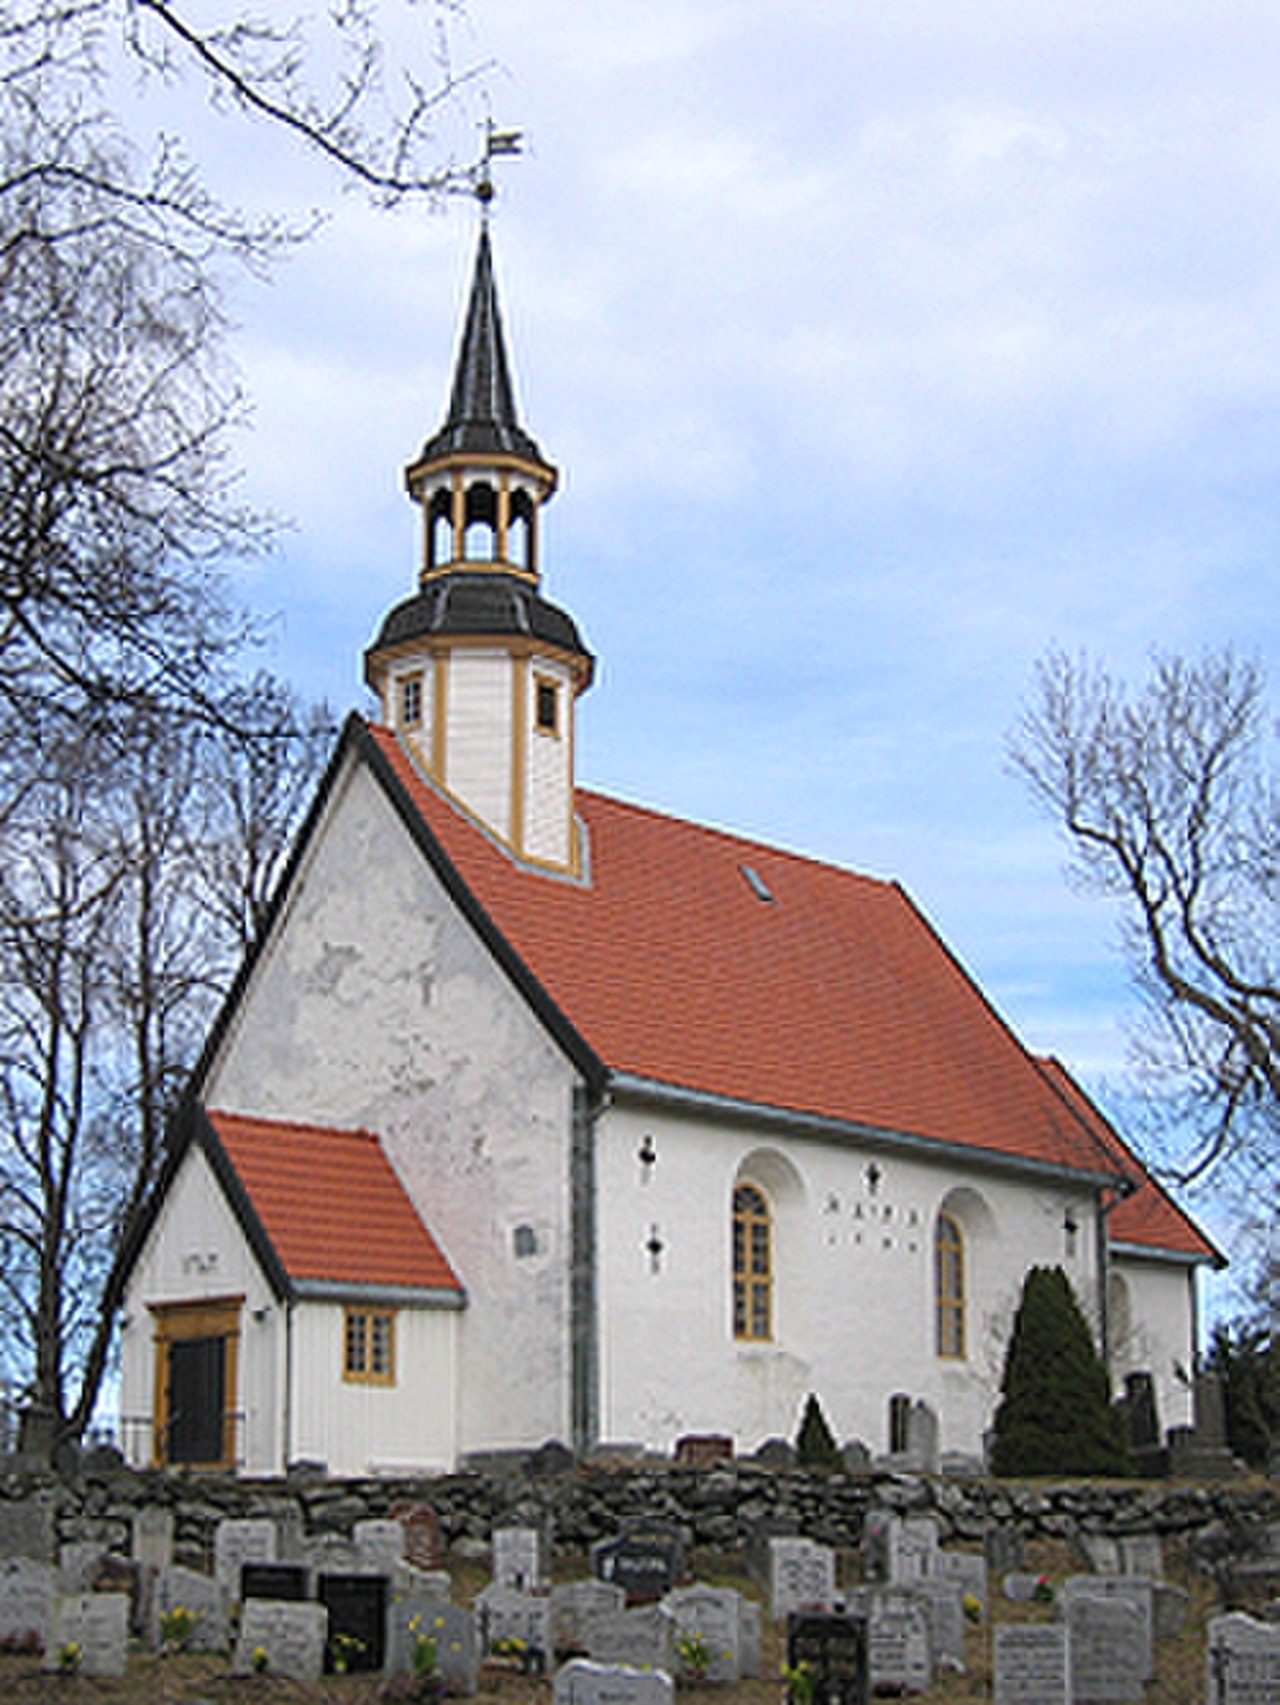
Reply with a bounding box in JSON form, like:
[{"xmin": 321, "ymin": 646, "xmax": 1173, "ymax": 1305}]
[
  {"xmin": 289, "ymin": 1301, "xmax": 458, "ymax": 1475},
  {"xmin": 596, "ymin": 1098, "xmax": 1107, "ymax": 1457},
  {"xmin": 525, "ymin": 657, "xmax": 573, "ymax": 868},
  {"xmin": 119, "ymin": 1145, "xmax": 282, "ymax": 1474},
  {"xmin": 1109, "ymin": 1255, "xmax": 1198, "ymax": 1431},
  {"xmin": 205, "ymin": 752, "xmax": 579, "ymax": 1455},
  {"xmin": 446, "ymin": 650, "xmax": 512, "ymax": 840}
]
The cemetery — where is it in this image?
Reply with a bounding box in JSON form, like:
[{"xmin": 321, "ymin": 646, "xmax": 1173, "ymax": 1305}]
[{"xmin": 0, "ymin": 1455, "xmax": 1272, "ymax": 1702}]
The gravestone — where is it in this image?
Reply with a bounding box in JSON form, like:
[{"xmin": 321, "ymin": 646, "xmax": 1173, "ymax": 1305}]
[
  {"xmin": 302, "ymin": 1531, "xmax": 359, "ymax": 1574},
  {"xmin": 391, "ymin": 1500, "xmax": 443, "ymax": 1570},
  {"xmin": 56, "ymin": 1541, "xmax": 104, "ymax": 1594},
  {"xmin": 935, "ymin": 1550, "xmax": 988, "ymax": 1616},
  {"xmin": 994, "ymin": 1624, "xmax": 1071, "ymax": 1705},
  {"xmin": 1062, "ymin": 1595, "xmax": 1145, "ymax": 1702},
  {"xmin": 888, "ymin": 1393, "xmax": 911, "ymax": 1453},
  {"xmin": 493, "ymin": 1526, "xmax": 543, "ymax": 1592},
  {"xmin": 0, "ymin": 1557, "xmax": 53, "ymax": 1651},
  {"xmin": 386, "ymin": 1597, "xmax": 479, "ymax": 1693},
  {"xmin": 1117, "ymin": 1534, "xmax": 1163, "ymax": 1579},
  {"xmin": 45, "ymin": 1591, "xmax": 128, "ymax": 1678},
  {"xmin": 214, "ymin": 1516, "xmax": 277, "ymax": 1602},
  {"xmin": 841, "ymin": 1439, "xmax": 872, "ymax": 1474},
  {"xmin": 907, "ymin": 1577, "xmax": 966, "ymax": 1673},
  {"xmin": 551, "ymin": 1579, "xmax": 627, "ymax": 1653},
  {"xmin": 1074, "ymin": 1534, "xmax": 1120, "ymax": 1575},
  {"xmin": 1206, "ymin": 1611, "xmax": 1280, "ymax": 1705},
  {"xmin": 673, "ymin": 1434, "xmax": 733, "ymax": 1468},
  {"xmin": 553, "ymin": 1657, "xmax": 675, "ymax": 1705},
  {"xmin": 770, "ymin": 1537, "xmax": 837, "ymax": 1621},
  {"xmin": 132, "ymin": 1505, "xmax": 174, "ymax": 1575},
  {"xmin": 475, "ymin": 1583, "xmax": 552, "ymax": 1661},
  {"xmin": 393, "ymin": 1560, "xmax": 452, "ymax": 1604},
  {"xmin": 1153, "ymin": 1581, "xmax": 1189, "ymax": 1640},
  {"xmin": 585, "ymin": 1602, "xmax": 676, "ymax": 1673},
  {"xmin": 665, "ymin": 1584, "xmax": 741, "ymax": 1683},
  {"xmin": 354, "ymin": 1518, "xmax": 405, "ymax": 1577},
  {"xmin": 592, "ymin": 1524, "xmax": 684, "ymax": 1605},
  {"xmin": 153, "ymin": 1563, "xmax": 228, "ymax": 1653},
  {"xmin": 233, "ymin": 1597, "xmax": 328, "ymax": 1682},
  {"xmin": 0, "ymin": 1495, "xmax": 53, "ymax": 1563},
  {"xmin": 867, "ymin": 1591, "xmax": 930, "ymax": 1694},
  {"xmin": 888, "ymin": 1516, "xmax": 938, "ymax": 1585},
  {"xmin": 904, "ymin": 1401, "xmax": 940, "ymax": 1474},
  {"xmin": 1060, "ymin": 1576, "xmax": 1154, "ymax": 1680},
  {"xmin": 242, "ymin": 1561, "xmax": 310, "ymax": 1602},
  {"xmin": 786, "ymin": 1610, "xmax": 869, "ymax": 1705},
  {"xmin": 747, "ymin": 1516, "xmax": 799, "ymax": 1586},
  {"xmin": 1121, "ymin": 1372, "xmax": 1167, "ymax": 1475},
  {"xmin": 319, "ymin": 1571, "xmax": 387, "ymax": 1672}
]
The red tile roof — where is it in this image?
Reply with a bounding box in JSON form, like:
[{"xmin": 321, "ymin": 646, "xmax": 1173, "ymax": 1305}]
[
  {"xmin": 207, "ymin": 1110, "xmax": 462, "ymax": 1293},
  {"xmin": 367, "ymin": 724, "xmax": 1131, "ymax": 1183},
  {"xmin": 1036, "ymin": 1059, "xmax": 1223, "ymax": 1265}
]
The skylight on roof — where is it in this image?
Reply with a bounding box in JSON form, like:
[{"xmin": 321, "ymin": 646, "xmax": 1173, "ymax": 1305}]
[{"xmin": 740, "ymin": 863, "xmax": 776, "ymax": 904}]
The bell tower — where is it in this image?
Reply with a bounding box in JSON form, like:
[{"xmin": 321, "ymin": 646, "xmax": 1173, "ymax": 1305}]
[{"xmin": 366, "ymin": 224, "xmax": 594, "ymax": 875}]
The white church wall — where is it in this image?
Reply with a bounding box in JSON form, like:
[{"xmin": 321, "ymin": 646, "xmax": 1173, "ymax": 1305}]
[
  {"xmin": 1108, "ymin": 1255, "xmax": 1197, "ymax": 1432},
  {"xmin": 289, "ymin": 1300, "xmax": 458, "ymax": 1476},
  {"xmin": 205, "ymin": 752, "xmax": 579, "ymax": 1456},
  {"xmin": 523, "ymin": 655, "xmax": 574, "ymax": 868},
  {"xmin": 445, "ymin": 648, "xmax": 513, "ymax": 840},
  {"xmin": 596, "ymin": 1096, "xmax": 1105, "ymax": 1458},
  {"xmin": 119, "ymin": 1144, "xmax": 282, "ymax": 1475}
]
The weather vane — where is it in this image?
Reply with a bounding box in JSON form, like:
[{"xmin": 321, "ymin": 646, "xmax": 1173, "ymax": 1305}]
[{"xmin": 471, "ymin": 116, "xmax": 524, "ymax": 212}]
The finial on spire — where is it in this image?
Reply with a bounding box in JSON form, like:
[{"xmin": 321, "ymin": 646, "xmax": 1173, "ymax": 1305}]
[{"xmin": 472, "ymin": 116, "xmax": 524, "ymax": 211}]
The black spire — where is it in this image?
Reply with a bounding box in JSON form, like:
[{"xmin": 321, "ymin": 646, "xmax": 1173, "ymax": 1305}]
[{"xmin": 418, "ymin": 226, "xmax": 547, "ymax": 466}]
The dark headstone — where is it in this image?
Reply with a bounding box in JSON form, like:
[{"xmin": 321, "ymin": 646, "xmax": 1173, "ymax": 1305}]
[
  {"xmin": 754, "ymin": 1437, "xmax": 796, "ymax": 1468},
  {"xmin": 674, "ymin": 1433, "xmax": 734, "ymax": 1468},
  {"xmin": 1123, "ymin": 1372, "xmax": 1161, "ymax": 1450},
  {"xmin": 242, "ymin": 1562, "xmax": 310, "ymax": 1602},
  {"xmin": 787, "ymin": 1611, "xmax": 869, "ymax": 1705},
  {"xmin": 888, "ymin": 1394, "xmax": 911, "ymax": 1454},
  {"xmin": 390, "ymin": 1502, "xmax": 442, "ymax": 1571},
  {"xmin": 319, "ymin": 1571, "xmax": 386, "ymax": 1673},
  {"xmin": 592, "ymin": 1522, "xmax": 685, "ymax": 1605},
  {"xmin": 529, "ymin": 1439, "xmax": 576, "ymax": 1477}
]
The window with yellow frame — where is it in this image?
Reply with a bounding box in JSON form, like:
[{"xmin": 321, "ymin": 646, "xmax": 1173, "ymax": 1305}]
[
  {"xmin": 733, "ymin": 1183, "xmax": 773, "ymax": 1341},
  {"xmin": 343, "ymin": 1307, "xmax": 396, "ymax": 1384},
  {"xmin": 935, "ymin": 1213, "xmax": 965, "ymax": 1358}
]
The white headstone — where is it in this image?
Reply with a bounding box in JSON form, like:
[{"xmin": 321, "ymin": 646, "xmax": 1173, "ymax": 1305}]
[
  {"xmin": 45, "ymin": 1591, "xmax": 128, "ymax": 1678},
  {"xmin": 233, "ymin": 1598, "xmax": 328, "ymax": 1682},
  {"xmin": 935, "ymin": 1549, "xmax": 988, "ymax": 1617},
  {"xmin": 354, "ymin": 1518, "xmax": 406, "ymax": 1576},
  {"xmin": 476, "ymin": 1583, "xmax": 552, "ymax": 1657},
  {"xmin": 888, "ymin": 1516, "xmax": 939, "ymax": 1585},
  {"xmin": 214, "ymin": 1516, "xmax": 277, "ymax": 1603},
  {"xmin": 553, "ymin": 1657, "xmax": 675, "ymax": 1705},
  {"xmin": 995, "ymin": 1624, "xmax": 1071, "ymax": 1705},
  {"xmin": 868, "ymin": 1590, "xmax": 931, "ymax": 1694},
  {"xmin": 1063, "ymin": 1595, "xmax": 1145, "ymax": 1702},
  {"xmin": 769, "ymin": 1537, "xmax": 836, "ymax": 1621},
  {"xmin": 585, "ymin": 1603, "xmax": 676, "ymax": 1673},
  {"xmin": 664, "ymin": 1584, "xmax": 742, "ymax": 1683},
  {"xmin": 1117, "ymin": 1534, "xmax": 1163, "ymax": 1580},
  {"xmin": 1060, "ymin": 1576, "xmax": 1154, "ymax": 1680},
  {"xmin": 0, "ymin": 1557, "xmax": 53, "ymax": 1652},
  {"xmin": 386, "ymin": 1598, "xmax": 479, "ymax": 1693},
  {"xmin": 551, "ymin": 1578, "xmax": 627, "ymax": 1653},
  {"xmin": 153, "ymin": 1564, "xmax": 229, "ymax": 1653},
  {"xmin": 1206, "ymin": 1613, "xmax": 1280, "ymax": 1705},
  {"xmin": 908, "ymin": 1577, "xmax": 966, "ymax": 1673},
  {"xmin": 493, "ymin": 1527, "xmax": 543, "ymax": 1592},
  {"xmin": 131, "ymin": 1506, "xmax": 174, "ymax": 1574}
]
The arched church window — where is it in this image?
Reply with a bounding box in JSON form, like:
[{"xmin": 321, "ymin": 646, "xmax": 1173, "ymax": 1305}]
[
  {"xmin": 464, "ymin": 482, "xmax": 498, "ymax": 561},
  {"xmin": 733, "ymin": 1183, "xmax": 773, "ymax": 1341},
  {"xmin": 935, "ymin": 1212, "xmax": 965, "ymax": 1358}
]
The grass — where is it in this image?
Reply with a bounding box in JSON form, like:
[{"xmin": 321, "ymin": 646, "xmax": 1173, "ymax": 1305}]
[{"xmin": 0, "ymin": 1538, "xmax": 1222, "ymax": 1702}]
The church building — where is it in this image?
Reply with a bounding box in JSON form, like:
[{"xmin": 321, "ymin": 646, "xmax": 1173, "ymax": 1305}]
[{"xmin": 116, "ymin": 224, "xmax": 1220, "ymax": 1477}]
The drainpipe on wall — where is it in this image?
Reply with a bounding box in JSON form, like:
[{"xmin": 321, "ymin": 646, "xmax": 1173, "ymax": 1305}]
[
  {"xmin": 570, "ymin": 1083, "xmax": 607, "ymax": 1456},
  {"xmin": 282, "ymin": 1298, "xmax": 294, "ymax": 1474}
]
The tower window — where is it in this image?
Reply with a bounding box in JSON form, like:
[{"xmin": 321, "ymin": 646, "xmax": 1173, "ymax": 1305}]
[
  {"xmin": 399, "ymin": 675, "xmax": 423, "ymax": 728},
  {"xmin": 428, "ymin": 491, "xmax": 453, "ymax": 570},
  {"xmin": 733, "ymin": 1183, "xmax": 773, "ymax": 1341},
  {"xmin": 535, "ymin": 677, "xmax": 560, "ymax": 736},
  {"xmin": 935, "ymin": 1213, "xmax": 965, "ymax": 1359}
]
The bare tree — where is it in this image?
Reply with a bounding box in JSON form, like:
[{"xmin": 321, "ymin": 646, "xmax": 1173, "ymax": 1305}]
[
  {"xmin": 1010, "ymin": 648, "xmax": 1278, "ymax": 1188},
  {"xmin": 0, "ymin": 702, "xmax": 331, "ymax": 1453}
]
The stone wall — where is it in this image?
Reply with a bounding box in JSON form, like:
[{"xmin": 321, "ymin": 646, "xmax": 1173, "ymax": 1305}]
[{"xmin": 5, "ymin": 1462, "xmax": 1276, "ymax": 1570}]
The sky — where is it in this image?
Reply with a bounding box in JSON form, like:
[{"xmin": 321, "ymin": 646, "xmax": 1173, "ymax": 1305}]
[{"xmin": 126, "ymin": 3, "xmax": 1279, "ymax": 1310}]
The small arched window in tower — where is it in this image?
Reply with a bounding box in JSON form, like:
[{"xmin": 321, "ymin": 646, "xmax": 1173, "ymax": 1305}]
[
  {"xmin": 935, "ymin": 1212, "xmax": 965, "ymax": 1359},
  {"xmin": 463, "ymin": 482, "xmax": 498, "ymax": 561},
  {"xmin": 508, "ymin": 489, "xmax": 534, "ymax": 571},
  {"xmin": 535, "ymin": 675, "xmax": 560, "ymax": 737},
  {"xmin": 733, "ymin": 1183, "xmax": 773, "ymax": 1341},
  {"xmin": 399, "ymin": 673, "xmax": 423, "ymax": 729},
  {"xmin": 429, "ymin": 490, "xmax": 454, "ymax": 570}
]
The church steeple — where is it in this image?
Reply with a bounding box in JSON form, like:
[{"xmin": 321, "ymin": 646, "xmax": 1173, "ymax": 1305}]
[{"xmin": 365, "ymin": 225, "xmax": 593, "ymax": 877}]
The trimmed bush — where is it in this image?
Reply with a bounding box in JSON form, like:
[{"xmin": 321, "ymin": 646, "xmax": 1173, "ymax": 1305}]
[
  {"xmin": 795, "ymin": 1392, "xmax": 842, "ymax": 1470},
  {"xmin": 991, "ymin": 1265, "xmax": 1131, "ymax": 1477}
]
